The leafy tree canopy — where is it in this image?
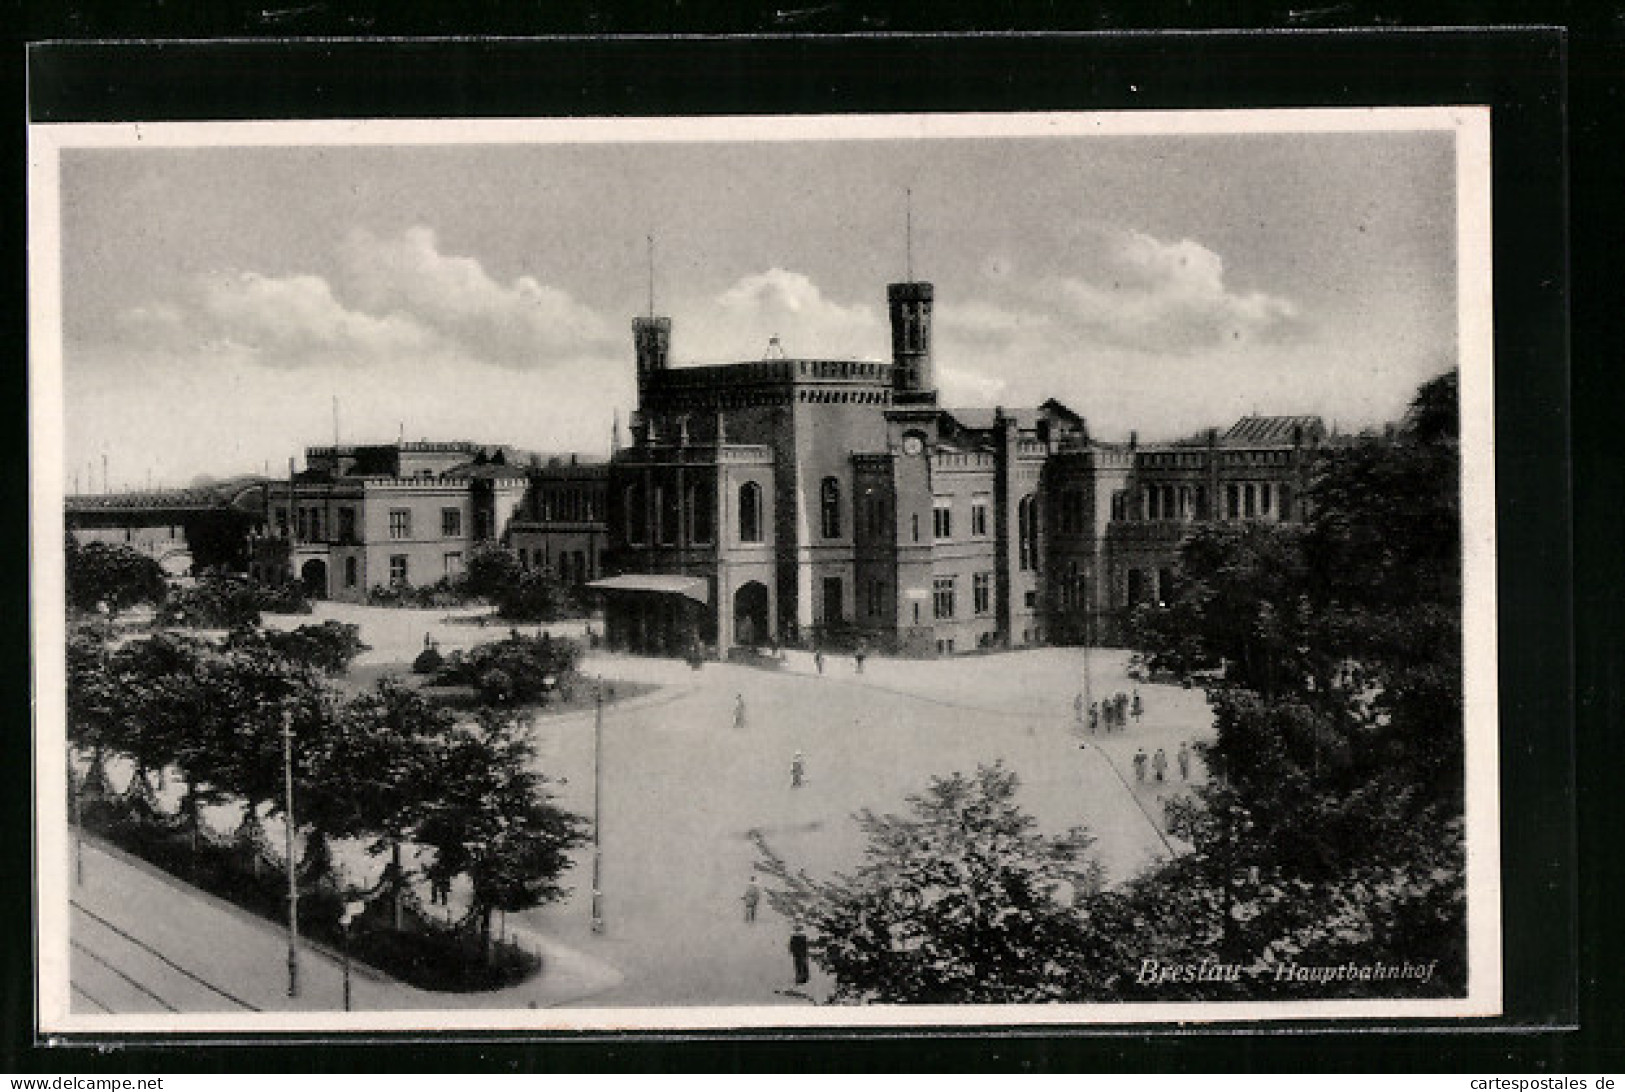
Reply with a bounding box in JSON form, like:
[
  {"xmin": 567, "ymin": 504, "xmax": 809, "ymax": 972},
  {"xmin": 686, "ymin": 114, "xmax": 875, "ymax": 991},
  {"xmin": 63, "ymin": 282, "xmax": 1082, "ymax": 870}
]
[{"xmin": 758, "ymin": 763, "xmax": 1105, "ymax": 1004}]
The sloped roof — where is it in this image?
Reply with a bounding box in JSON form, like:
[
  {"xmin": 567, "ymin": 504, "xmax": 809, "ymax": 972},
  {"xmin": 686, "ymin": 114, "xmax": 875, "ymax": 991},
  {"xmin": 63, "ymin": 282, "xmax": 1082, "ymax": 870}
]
[
  {"xmin": 940, "ymin": 407, "xmax": 1040, "ymax": 432},
  {"xmin": 587, "ymin": 574, "xmax": 710, "ymax": 605},
  {"xmin": 1222, "ymin": 415, "xmax": 1325, "ymax": 446},
  {"xmin": 66, "ymin": 477, "xmax": 268, "ymax": 513}
]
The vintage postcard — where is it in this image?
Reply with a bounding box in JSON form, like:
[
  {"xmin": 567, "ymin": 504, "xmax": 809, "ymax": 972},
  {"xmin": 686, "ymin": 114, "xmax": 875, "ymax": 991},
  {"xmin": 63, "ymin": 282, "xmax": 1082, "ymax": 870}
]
[{"xmin": 30, "ymin": 108, "xmax": 1498, "ymax": 1033}]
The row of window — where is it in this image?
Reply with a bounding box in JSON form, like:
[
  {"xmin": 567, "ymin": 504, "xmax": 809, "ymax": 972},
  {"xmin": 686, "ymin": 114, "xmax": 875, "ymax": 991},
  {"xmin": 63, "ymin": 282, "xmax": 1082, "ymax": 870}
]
[
  {"xmin": 1102, "ymin": 482, "xmax": 1290, "ymax": 523},
  {"xmin": 517, "ymin": 547, "xmax": 594, "ymax": 584},
  {"xmin": 624, "ymin": 480, "xmax": 721, "ymax": 546},
  {"xmin": 532, "ymin": 486, "xmax": 602, "ymax": 523},
  {"xmin": 277, "ymin": 505, "xmax": 467, "ymax": 542}
]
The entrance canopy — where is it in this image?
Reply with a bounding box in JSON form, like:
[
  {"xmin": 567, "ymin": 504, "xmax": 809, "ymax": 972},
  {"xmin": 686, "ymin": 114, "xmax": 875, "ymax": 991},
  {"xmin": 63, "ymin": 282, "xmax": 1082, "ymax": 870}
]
[{"xmin": 588, "ymin": 574, "xmax": 711, "ymax": 606}]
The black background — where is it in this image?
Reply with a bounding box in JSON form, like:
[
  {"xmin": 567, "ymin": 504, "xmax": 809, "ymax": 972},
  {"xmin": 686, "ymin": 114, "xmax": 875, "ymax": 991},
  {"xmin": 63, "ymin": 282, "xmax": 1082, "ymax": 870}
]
[{"xmin": 5, "ymin": 13, "xmax": 1617, "ymax": 1075}]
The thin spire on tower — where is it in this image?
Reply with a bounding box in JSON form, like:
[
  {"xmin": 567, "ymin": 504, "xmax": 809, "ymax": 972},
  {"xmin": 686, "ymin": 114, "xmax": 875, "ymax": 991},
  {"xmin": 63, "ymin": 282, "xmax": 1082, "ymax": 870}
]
[
  {"xmin": 647, "ymin": 234, "xmax": 656, "ymax": 318},
  {"xmin": 905, "ymin": 188, "xmax": 913, "ymax": 282}
]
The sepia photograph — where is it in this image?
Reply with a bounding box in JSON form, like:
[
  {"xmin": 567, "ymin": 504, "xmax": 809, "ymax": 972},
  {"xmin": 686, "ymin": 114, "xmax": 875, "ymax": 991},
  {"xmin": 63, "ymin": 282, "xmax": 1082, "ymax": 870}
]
[{"xmin": 29, "ymin": 108, "xmax": 1499, "ymax": 1032}]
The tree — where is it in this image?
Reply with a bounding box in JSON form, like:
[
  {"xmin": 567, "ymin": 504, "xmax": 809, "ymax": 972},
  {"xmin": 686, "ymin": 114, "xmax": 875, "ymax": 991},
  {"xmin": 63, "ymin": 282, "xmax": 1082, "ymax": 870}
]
[
  {"xmin": 156, "ymin": 574, "xmax": 263, "ymax": 629},
  {"xmin": 65, "ymin": 538, "xmax": 167, "ymax": 618},
  {"xmin": 415, "ymin": 709, "xmax": 586, "ymax": 963},
  {"xmin": 461, "ymin": 543, "xmax": 523, "ymax": 601},
  {"xmin": 321, "ymin": 679, "xmax": 451, "ymax": 928},
  {"xmin": 437, "ymin": 630, "xmax": 581, "ymax": 705},
  {"xmin": 1122, "ymin": 369, "xmax": 1467, "ymax": 997},
  {"xmin": 757, "ymin": 763, "xmax": 1105, "ymax": 1003},
  {"xmin": 496, "ymin": 569, "xmax": 576, "ymax": 623},
  {"xmin": 225, "ymin": 620, "xmax": 369, "ymax": 675}
]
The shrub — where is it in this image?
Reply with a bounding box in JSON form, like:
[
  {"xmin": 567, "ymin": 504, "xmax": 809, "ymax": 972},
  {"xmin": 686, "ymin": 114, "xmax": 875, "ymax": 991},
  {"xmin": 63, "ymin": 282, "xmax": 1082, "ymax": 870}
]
[
  {"xmin": 65, "ymin": 539, "xmax": 168, "ymax": 617},
  {"xmin": 251, "ymin": 580, "xmax": 313, "ymax": 615},
  {"xmin": 434, "ymin": 631, "xmax": 580, "ymax": 706},
  {"xmin": 225, "ymin": 621, "xmax": 368, "ymax": 675},
  {"xmin": 367, "ymin": 579, "xmax": 466, "ymax": 609},
  {"xmin": 413, "ymin": 646, "xmax": 445, "ymax": 674},
  {"xmin": 495, "ymin": 569, "xmax": 577, "ymax": 623},
  {"xmin": 157, "ymin": 575, "xmax": 263, "ymax": 629}
]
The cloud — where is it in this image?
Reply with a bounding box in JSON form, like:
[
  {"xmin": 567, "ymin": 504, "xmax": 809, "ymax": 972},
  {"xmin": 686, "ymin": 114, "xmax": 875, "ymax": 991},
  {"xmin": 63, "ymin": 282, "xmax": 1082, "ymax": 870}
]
[
  {"xmin": 1046, "ymin": 230, "xmax": 1306, "ymax": 354},
  {"xmin": 200, "ymin": 271, "xmax": 437, "ymax": 363},
  {"xmin": 938, "ymin": 364, "xmax": 1007, "ymax": 404},
  {"xmin": 111, "ymin": 226, "xmax": 614, "ymax": 373},
  {"xmin": 337, "ymin": 226, "xmax": 614, "ymax": 367},
  {"xmin": 702, "ymin": 268, "xmax": 883, "ymax": 360}
]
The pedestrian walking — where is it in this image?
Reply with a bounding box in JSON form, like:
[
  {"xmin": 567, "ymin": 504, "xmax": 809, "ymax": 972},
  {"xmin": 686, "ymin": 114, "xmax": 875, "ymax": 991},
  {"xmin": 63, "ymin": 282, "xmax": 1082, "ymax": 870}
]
[
  {"xmin": 1133, "ymin": 748, "xmax": 1148, "ymax": 783},
  {"xmin": 1177, "ymin": 741, "xmax": 1191, "ymax": 781},
  {"xmin": 1131, "ymin": 689, "xmax": 1144, "ymax": 723},
  {"xmin": 814, "ymin": 650, "xmax": 825, "ymax": 675},
  {"xmin": 1074, "ymin": 692, "xmax": 1084, "ymax": 726},
  {"xmin": 791, "ymin": 750, "xmax": 806, "ymax": 788},
  {"xmin": 789, "ymin": 922, "xmax": 811, "ymax": 985},
  {"xmin": 1116, "ymin": 693, "xmax": 1130, "ymax": 728},
  {"xmin": 742, "ymin": 876, "xmax": 761, "ymax": 923},
  {"xmin": 855, "ymin": 644, "xmax": 867, "ymax": 674},
  {"xmin": 1089, "ymin": 701, "xmax": 1100, "ymax": 735},
  {"xmin": 1152, "ymin": 747, "xmax": 1168, "ymax": 782},
  {"xmin": 733, "ymin": 693, "xmax": 747, "ymax": 731}
]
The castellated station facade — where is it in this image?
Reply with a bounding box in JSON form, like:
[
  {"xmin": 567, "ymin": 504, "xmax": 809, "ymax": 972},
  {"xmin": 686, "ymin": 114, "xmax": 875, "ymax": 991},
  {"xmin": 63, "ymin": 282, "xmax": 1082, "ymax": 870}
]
[{"xmin": 594, "ymin": 279, "xmax": 1326, "ymax": 658}]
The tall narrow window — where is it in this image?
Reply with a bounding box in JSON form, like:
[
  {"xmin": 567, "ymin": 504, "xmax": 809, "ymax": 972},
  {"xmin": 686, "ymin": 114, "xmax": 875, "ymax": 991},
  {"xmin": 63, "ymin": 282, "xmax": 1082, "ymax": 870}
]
[
  {"xmin": 344, "ymin": 556, "xmax": 358, "ymax": 587},
  {"xmin": 972, "ymin": 496, "xmax": 990, "ymax": 536},
  {"xmin": 688, "ymin": 479, "xmax": 714, "ymax": 544},
  {"xmin": 1018, "ymin": 495, "xmax": 1037, "ymax": 570},
  {"xmin": 973, "ymin": 572, "xmax": 992, "ymax": 615},
  {"xmin": 1226, "ymin": 485, "xmax": 1241, "ymax": 520},
  {"xmin": 820, "ymin": 477, "xmax": 842, "ymax": 539},
  {"xmin": 389, "ymin": 554, "xmax": 409, "ymax": 586},
  {"xmin": 658, "ymin": 481, "xmax": 680, "ymax": 545},
  {"xmin": 441, "ymin": 507, "xmax": 461, "ymax": 538},
  {"xmin": 389, "ymin": 509, "xmax": 410, "ymax": 539},
  {"xmin": 1244, "ymin": 483, "xmax": 1257, "ymax": 518},
  {"xmin": 1260, "ymin": 482, "xmax": 1273, "ymax": 516},
  {"xmin": 738, "ymin": 481, "xmax": 763, "ymax": 543},
  {"xmin": 933, "ymin": 498, "xmax": 952, "ymax": 539},
  {"xmin": 338, "ymin": 507, "xmax": 357, "ymax": 543},
  {"xmin": 933, "ymin": 576, "xmax": 957, "ymax": 620},
  {"xmin": 625, "ymin": 482, "xmax": 645, "ymax": 544}
]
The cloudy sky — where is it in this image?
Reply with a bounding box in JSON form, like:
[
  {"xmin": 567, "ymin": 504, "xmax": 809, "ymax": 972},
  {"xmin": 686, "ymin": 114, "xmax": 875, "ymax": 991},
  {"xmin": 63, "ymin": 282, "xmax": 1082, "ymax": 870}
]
[{"xmin": 53, "ymin": 122, "xmax": 1459, "ymax": 490}]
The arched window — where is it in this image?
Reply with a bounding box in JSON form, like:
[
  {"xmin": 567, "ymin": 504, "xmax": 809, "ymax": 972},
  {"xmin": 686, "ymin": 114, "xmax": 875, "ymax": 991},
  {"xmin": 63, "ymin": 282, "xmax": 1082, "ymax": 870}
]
[
  {"xmin": 820, "ymin": 477, "xmax": 842, "ymax": 539},
  {"xmin": 1018, "ymin": 495, "xmax": 1037, "ymax": 571},
  {"xmin": 739, "ymin": 481, "xmax": 763, "ymax": 543}
]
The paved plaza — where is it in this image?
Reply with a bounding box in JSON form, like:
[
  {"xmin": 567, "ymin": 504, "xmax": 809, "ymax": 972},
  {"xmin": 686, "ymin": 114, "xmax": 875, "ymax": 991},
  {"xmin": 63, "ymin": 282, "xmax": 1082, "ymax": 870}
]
[{"xmin": 73, "ymin": 603, "xmax": 1217, "ymax": 1011}]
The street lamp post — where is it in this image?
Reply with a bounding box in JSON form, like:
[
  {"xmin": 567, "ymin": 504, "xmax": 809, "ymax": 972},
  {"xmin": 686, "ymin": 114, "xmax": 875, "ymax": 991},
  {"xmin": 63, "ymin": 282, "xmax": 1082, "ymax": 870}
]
[
  {"xmin": 590, "ymin": 678, "xmax": 604, "ymax": 934},
  {"xmin": 281, "ymin": 711, "xmax": 301, "ymax": 998},
  {"xmin": 338, "ymin": 899, "xmax": 362, "ymax": 1012},
  {"xmin": 69, "ymin": 749, "xmax": 84, "ymax": 887}
]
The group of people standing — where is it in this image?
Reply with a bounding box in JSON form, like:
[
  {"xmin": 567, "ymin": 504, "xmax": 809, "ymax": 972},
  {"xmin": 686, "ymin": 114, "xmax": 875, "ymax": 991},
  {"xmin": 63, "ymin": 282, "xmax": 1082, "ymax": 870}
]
[
  {"xmin": 1077, "ymin": 688, "xmax": 1143, "ymax": 734},
  {"xmin": 1132, "ymin": 741, "xmax": 1193, "ymax": 784}
]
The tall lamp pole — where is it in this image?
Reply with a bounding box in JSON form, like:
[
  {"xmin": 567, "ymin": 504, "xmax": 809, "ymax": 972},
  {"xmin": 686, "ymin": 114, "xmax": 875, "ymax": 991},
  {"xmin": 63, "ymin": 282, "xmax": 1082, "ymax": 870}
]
[
  {"xmin": 281, "ymin": 711, "xmax": 301, "ymax": 998},
  {"xmin": 590, "ymin": 678, "xmax": 604, "ymax": 934},
  {"xmin": 70, "ymin": 749, "xmax": 84, "ymax": 887}
]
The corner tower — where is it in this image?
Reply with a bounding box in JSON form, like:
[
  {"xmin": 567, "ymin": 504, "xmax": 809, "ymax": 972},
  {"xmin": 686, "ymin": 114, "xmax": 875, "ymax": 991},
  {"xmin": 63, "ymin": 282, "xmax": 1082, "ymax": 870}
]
[
  {"xmin": 633, "ymin": 315, "xmax": 671, "ymax": 403},
  {"xmin": 887, "ymin": 281, "xmax": 936, "ymax": 405}
]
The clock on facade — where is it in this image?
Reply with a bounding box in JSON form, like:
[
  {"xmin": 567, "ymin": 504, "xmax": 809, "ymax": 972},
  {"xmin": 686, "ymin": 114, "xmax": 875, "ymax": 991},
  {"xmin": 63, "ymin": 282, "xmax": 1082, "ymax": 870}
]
[{"xmin": 902, "ymin": 435, "xmax": 924, "ymax": 456}]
